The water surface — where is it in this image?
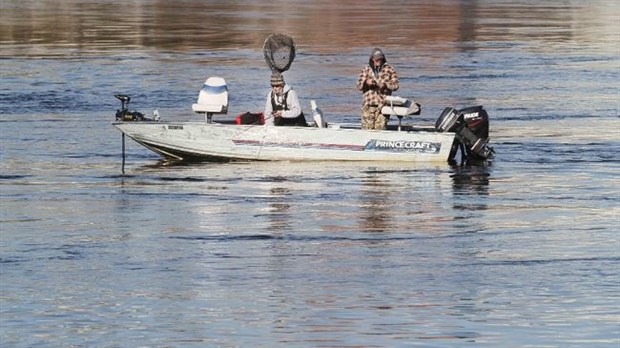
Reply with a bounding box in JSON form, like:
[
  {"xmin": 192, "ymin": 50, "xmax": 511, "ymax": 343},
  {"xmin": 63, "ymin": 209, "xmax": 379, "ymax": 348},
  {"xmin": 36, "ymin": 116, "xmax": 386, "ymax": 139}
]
[{"xmin": 1, "ymin": 1, "xmax": 619, "ymax": 347}]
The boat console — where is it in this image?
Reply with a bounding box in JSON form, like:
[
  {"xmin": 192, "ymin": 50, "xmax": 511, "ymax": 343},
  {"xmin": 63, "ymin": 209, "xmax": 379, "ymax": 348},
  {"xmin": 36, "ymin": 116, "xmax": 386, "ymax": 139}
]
[{"xmin": 192, "ymin": 77, "xmax": 229, "ymax": 123}]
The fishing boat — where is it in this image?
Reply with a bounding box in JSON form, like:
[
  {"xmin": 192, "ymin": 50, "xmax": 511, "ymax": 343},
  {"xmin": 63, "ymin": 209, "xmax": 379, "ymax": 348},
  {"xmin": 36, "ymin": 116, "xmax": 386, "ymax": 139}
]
[
  {"xmin": 112, "ymin": 92, "xmax": 492, "ymax": 163},
  {"xmin": 111, "ymin": 34, "xmax": 493, "ymax": 164}
]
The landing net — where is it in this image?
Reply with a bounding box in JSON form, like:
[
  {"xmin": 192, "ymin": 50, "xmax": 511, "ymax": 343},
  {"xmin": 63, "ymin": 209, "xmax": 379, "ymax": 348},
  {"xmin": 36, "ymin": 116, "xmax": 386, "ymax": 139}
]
[{"xmin": 263, "ymin": 33, "xmax": 296, "ymax": 73}]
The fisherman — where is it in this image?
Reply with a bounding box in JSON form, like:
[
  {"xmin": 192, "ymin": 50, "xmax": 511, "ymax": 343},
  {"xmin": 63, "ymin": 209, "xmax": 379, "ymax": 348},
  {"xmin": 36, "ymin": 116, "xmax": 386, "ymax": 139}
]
[
  {"xmin": 356, "ymin": 48, "xmax": 399, "ymax": 130},
  {"xmin": 264, "ymin": 71, "xmax": 307, "ymax": 127}
]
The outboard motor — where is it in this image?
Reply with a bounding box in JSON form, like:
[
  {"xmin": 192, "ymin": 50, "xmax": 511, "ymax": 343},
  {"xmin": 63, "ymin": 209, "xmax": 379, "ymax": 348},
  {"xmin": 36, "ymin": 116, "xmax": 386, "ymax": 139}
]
[{"xmin": 435, "ymin": 105, "xmax": 494, "ymax": 162}]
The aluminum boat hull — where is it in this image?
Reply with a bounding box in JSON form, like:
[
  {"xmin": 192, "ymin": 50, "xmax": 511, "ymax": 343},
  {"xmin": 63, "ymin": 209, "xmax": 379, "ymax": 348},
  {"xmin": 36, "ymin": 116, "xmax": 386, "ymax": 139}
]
[{"xmin": 113, "ymin": 121, "xmax": 457, "ymax": 162}]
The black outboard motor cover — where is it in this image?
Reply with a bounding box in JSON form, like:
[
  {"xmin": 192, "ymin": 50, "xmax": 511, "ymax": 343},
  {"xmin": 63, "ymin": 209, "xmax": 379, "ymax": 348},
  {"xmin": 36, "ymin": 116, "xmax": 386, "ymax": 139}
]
[
  {"xmin": 435, "ymin": 107, "xmax": 462, "ymax": 132},
  {"xmin": 459, "ymin": 106, "xmax": 489, "ymax": 140},
  {"xmin": 435, "ymin": 105, "xmax": 493, "ymax": 161}
]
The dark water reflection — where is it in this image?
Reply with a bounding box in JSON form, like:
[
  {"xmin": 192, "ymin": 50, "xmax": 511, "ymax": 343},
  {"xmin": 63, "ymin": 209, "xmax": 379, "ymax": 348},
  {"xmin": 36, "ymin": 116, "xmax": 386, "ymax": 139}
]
[
  {"xmin": 3, "ymin": 0, "xmax": 619, "ymax": 55},
  {"xmin": 451, "ymin": 166, "xmax": 490, "ymax": 189},
  {"xmin": 1, "ymin": 1, "xmax": 619, "ymax": 347}
]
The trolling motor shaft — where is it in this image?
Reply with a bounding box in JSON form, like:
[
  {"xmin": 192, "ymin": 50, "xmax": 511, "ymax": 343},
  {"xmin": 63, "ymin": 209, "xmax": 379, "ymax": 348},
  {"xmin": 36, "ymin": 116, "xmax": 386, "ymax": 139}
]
[{"xmin": 115, "ymin": 94, "xmax": 130, "ymax": 110}]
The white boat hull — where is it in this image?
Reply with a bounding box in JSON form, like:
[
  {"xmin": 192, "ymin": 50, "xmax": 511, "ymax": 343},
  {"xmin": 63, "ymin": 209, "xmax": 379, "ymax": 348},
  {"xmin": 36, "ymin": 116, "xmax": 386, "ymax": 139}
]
[{"xmin": 113, "ymin": 121, "xmax": 457, "ymax": 162}]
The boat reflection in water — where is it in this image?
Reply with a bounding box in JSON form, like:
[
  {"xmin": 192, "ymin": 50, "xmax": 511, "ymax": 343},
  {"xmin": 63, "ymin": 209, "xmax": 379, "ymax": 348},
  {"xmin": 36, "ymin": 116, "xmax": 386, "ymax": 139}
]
[
  {"xmin": 266, "ymin": 186, "xmax": 293, "ymax": 232},
  {"xmin": 359, "ymin": 170, "xmax": 394, "ymax": 233}
]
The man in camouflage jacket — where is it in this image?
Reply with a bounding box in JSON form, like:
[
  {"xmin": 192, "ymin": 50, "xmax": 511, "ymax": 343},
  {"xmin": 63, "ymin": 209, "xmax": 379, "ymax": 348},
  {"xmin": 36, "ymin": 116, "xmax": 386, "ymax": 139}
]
[{"xmin": 356, "ymin": 48, "xmax": 400, "ymax": 130}]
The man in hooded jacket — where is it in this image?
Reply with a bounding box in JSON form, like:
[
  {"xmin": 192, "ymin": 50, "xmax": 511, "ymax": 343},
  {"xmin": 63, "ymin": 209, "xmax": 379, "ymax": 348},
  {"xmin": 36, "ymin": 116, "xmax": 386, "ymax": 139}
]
[{"xmin": 356, "ymin": 48, "xmax": 400, "ymax": 130}]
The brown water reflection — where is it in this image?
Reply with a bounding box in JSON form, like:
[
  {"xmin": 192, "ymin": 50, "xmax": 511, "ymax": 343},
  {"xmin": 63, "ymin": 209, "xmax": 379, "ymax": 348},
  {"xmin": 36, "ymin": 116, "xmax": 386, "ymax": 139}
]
[
  {"xmin": 359, "ymin": 171, "xmax": 393, "ymax": 233},
  {"xmin": 2, "ymin": 0, "xmax": 618, "ymax": 56},
  {"xmin": 267, "ymin": 186, "xmax": 293, "ymax": 232}
]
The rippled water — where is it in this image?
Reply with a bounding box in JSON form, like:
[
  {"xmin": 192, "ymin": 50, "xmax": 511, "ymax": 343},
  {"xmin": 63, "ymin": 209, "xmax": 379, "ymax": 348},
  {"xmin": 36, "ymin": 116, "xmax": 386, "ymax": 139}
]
[{"xmin": 1, "ymin": 1, "xmax": 619, "ymax": 347}]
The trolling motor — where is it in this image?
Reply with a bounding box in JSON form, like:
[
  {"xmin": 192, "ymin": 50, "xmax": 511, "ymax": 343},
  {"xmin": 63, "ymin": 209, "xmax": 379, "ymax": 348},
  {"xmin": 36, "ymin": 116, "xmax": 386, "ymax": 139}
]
[
  {"xmin": 435, "ymin": 105, "xmax": 494, "ymax": 162},
  {"xmin": 113, "ymin": 94, "xmax": 159, "ymax": 174},
  {"xmin": 115, "ymin": 94, "xmax": 147, "ymax": 121}
]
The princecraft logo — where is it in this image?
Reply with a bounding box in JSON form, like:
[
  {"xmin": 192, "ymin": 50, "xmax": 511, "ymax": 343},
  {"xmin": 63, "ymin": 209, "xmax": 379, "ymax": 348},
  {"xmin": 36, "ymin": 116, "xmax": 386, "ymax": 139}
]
[{"xmin": 365, "ymin": 140, "xmax": 441, "ymax": 153}]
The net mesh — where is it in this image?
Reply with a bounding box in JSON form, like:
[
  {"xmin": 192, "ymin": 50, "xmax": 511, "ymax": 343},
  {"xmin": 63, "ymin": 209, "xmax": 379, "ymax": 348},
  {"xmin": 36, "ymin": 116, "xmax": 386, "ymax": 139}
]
[{"xmin": 263, "ymin": 33, "xmax": 296, "ymax": 73}]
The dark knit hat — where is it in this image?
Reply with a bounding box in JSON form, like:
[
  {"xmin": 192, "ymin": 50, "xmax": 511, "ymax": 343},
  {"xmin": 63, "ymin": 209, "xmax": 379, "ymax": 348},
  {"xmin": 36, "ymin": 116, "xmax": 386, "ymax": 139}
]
[
  {"xmin": 270, "ymin": 71, "xmax": 285, "ymax": 86},
  {"xmin": 371, "ymin": 48, "xmax": 385, "ymax": 59}
]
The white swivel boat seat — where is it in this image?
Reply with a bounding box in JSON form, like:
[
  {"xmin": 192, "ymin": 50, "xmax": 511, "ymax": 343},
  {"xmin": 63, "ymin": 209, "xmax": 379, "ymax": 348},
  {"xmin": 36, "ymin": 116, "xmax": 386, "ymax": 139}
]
[
  {"xmin": 381, "ymin": 96, "xmax": 421, "ymax": 131},
  {"xmin": 192, "ymin": 77, "xmax": 229, "ymax": 123}
]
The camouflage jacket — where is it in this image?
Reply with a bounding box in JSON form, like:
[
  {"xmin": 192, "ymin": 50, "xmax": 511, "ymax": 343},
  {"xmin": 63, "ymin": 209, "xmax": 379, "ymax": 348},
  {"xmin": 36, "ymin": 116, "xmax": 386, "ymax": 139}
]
[{"xmin": 356, "ymin": 63, "xmax": 399, "ymax": 108}]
